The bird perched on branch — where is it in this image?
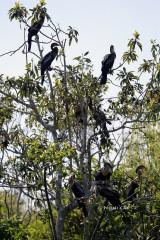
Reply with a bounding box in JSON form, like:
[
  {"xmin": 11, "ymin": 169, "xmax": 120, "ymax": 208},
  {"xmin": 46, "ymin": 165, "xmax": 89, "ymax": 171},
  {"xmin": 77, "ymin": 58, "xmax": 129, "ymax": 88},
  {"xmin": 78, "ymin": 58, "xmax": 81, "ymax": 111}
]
[
  {"xmin": 100, "ymin": 45, "xmax": 116, "ymax": 85},
  {"xmin": 68, "ymin": 173, "xmax": 88, "ymax": 217},
  {"xmin": 126, "ymin": 165, "xmax": 146, "ymax": 201},
  {"xmin": 94, "ymin": 162, "xmax": 121, "ymax": 207},
  {"xmin": 41, "ymin": 43, "xmax": 59, "ymax": 85},
  {"xmin": 28, "ymin": 13, "xmax": 45, "ymax": 52}
]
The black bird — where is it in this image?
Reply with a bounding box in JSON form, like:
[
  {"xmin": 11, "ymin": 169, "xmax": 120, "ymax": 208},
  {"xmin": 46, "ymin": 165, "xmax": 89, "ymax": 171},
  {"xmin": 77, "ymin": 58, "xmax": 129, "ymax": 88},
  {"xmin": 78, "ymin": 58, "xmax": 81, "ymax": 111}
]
[
  {"xmin": 126, "ymin": 180, "xmax": 139, "ymax": 201},
  {"xmin": 100, "ymin": 45, "xmax": 116, "ymax": 85},
  {"xmin": 28, "ymin": 13, "xmax": 45, "ymax": 52},
  {"xmin": 69, "ymin": 173, "xmax": 88, "ymax": 217},
  {"xmin": 41, "ymin": 43, "xmax": 59, "ymax": 85},
  {"xmin": 126, "ymin": 165, "xmax": 145, "ymax": 201},
  {"xmin": 95, "ymin": 165, "xmax": 121, "ymax": 207}
]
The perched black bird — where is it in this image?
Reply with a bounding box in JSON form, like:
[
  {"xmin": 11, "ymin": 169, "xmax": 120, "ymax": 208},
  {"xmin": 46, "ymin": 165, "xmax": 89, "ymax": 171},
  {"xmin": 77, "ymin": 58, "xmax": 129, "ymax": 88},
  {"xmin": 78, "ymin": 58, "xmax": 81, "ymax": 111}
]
[
  {"xmin": 41, "ymin": 43, "xmax": 59, "ymax": 85},
  {"xmin": 99, "ymin": 187, "xmax": 121, "ymax": 207},
  {"xmin": 95, "ymin": 163, "xmax": 121, "ymax": 207},
  {"xmin": 28, "ymin": 13, "xmax": 45, "ymax": 52},
  {"xmin": 69, "ymin": 173, "xmax": 88, "ymax": 217},
  {"xmin": 126, "ymin": 165, "xmax": 146, "ymax": 202},
  {"xmin": 100, "ymin": 45, "xmax": 116, "ymax": 85},
  {"xmin": 126, "ymin": 180, "xmax": 139, "ymax": 201}
]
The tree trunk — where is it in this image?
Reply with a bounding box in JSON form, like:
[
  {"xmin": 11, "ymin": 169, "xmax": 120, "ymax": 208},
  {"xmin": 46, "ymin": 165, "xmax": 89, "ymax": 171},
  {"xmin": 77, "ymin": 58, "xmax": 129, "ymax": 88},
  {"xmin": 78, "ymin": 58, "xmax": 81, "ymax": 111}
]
[{"xmin": 56, "ymin": 207, "xmax": 65, "ymax": 240}]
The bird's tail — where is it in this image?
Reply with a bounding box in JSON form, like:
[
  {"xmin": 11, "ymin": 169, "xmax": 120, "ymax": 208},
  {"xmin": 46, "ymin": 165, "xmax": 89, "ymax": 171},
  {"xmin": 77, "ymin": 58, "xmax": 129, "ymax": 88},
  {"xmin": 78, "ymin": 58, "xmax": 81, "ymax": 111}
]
[
  {"xmin": 28, "ymin": 33, "xmax": 32, "ymax": 52},
  {"xmin": 81, "ymin": 203, "xmax": 88, "ymax": 217},
  {"xmin": 100, "ymin": 74, "xmax": 107, "ymax": 85},
  {"xmin": 104, "ymin": 189, "xmax": 121, "ymax": 207},
  {"xmin": 78, "ymin": 200, "xmax": 88, "ymax": 217},
  {"xmin": 41, "ymin": 74, "xmax": 45, "ymax": 85},
  {"xmin": 40, "ymin": 67, "xmax": 45, "ymax": 85}
]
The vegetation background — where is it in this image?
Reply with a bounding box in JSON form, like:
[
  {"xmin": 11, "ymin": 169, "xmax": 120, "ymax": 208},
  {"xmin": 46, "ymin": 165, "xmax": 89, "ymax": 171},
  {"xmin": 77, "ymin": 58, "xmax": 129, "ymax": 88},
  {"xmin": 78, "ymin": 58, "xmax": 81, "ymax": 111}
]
[{"xmin": 0, "ymin": 1, "xmax": 160, "ymax": 239}]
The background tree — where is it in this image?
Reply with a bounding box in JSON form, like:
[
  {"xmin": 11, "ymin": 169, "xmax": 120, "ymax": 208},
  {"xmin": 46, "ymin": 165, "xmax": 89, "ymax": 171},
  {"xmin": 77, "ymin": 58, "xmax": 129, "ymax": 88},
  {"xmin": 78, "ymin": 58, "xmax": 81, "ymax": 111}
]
[{"xmin": 0, "ymin": 1, "xmax": 160, "ymax": 239}]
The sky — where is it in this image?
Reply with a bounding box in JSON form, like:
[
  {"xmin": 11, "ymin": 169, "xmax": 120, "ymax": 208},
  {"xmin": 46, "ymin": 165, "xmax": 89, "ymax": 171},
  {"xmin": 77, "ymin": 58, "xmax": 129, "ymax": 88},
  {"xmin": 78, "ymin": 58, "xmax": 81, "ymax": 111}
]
[{"xmin": 1, "ymin": 0, "xmax": 160, "ymax": 78}]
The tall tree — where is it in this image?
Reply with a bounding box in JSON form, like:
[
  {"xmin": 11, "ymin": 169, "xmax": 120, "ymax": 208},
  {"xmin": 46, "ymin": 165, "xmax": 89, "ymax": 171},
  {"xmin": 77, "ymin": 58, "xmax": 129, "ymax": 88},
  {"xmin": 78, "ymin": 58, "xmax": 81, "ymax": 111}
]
[{"xmin": 0, "ymin": 1, "xmax": 160, "ymax": 239}]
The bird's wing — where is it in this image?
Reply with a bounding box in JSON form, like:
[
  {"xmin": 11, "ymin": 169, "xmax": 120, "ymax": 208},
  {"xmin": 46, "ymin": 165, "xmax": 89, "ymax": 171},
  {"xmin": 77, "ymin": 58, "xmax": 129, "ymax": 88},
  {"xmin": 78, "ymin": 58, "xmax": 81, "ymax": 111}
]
[
  {"xmin": 102, "ymin": 54, "xmax": 109, "ymax": 64},
  {"xmin": 28, "ymin": 17, "xmax": 44, "ymax": 34},
  {"xmin": 74, "ymin": 182, "xmax": 85, "ymax": 196},
  {"xmin": 104, "ymin": 53, "xmax": 116, "ymax": 69},
  {"xmin": 41, "ymin": 52, "xmax": 52, "ymax": 66}
]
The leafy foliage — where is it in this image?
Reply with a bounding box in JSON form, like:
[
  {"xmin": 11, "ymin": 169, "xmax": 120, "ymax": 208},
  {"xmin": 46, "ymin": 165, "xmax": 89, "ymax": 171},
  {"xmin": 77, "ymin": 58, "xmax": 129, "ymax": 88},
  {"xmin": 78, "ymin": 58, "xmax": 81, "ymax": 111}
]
[
  {"xmin": 8, "ymin": 2, "xmax": 28, "ymax": 22},
  {"xmin": 1, "ymin": 1, "xmax": 160, "ymax": 240},
  {"xmin": 0, "ymin": 219, "xmax": 28, "ymax": 240}
]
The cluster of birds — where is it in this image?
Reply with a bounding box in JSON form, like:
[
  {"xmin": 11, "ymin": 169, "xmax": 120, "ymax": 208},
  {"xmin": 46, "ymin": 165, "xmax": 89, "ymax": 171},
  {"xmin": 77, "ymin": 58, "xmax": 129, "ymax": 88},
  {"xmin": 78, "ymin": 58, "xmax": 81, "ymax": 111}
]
[
  {"xmin": 27, "ymin": 12, "xmax": 116, "ymax": 86},
  {"xmin": 27, "ymin": 12, "xmax": 59, "ymax": 85},
  {"xmin": 69, "ymin": 164, "xmax": 146, "ymax": 218}
]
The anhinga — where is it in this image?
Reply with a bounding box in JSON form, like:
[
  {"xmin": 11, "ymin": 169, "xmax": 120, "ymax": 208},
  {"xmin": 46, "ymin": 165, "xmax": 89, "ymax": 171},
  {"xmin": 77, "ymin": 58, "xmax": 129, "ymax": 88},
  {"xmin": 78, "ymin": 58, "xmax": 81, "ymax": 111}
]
[
  {"xmin": 95, "ymin": 162, "xmax": 121, "ymax": 207},
  {"xmin": 126, "ymin": 180, "xmax": 139, "ymax": 201},
  {"xmin": 126, "ymin": 165, "xmax": 146, "ymax": 201},
  {"xmin": 100, "ymin": 45, "xmax": 116, "ymax": 85},
  {"xmin": 28, "ymin": 13, "xmax": 45, "ymax": 52},
  {"xmin": 41, "ymin": 43, "xmax": 59, "ymax": 85},
  {"xmin": 69, "ymin": 173, "xmax": 88, "ymax": 217}
]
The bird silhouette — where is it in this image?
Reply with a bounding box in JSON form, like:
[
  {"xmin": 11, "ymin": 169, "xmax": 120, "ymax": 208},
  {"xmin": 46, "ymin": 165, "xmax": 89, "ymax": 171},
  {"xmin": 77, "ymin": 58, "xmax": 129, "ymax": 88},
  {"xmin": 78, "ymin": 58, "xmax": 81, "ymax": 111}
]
[
  {"xmin": 28, "ymin": 13, "xmax": 45, "ymax": 52},
  {"xmin": 100, "ymin": 45, "xmax": 116, "ymax": 85},
  {"xmin": 41, "ymin": 43, "xmax": 59, "ymax": 85}
]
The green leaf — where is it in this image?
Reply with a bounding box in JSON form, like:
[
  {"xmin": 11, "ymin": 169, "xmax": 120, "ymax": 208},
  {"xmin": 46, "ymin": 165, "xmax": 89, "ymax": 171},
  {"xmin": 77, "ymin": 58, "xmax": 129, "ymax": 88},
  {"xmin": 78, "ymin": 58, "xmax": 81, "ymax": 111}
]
[
  {"xmin": 84, "ymin": 51, "xmax": 89, "ymax": 56},
  {"xmin": 40, "ymin": 0, "xmax": 46, "ymax": 6},
  {"xmin": 133, "ymin": 31, "xmax": 140, "ymax": 39},
  {"xmin": 122, "ymin": 51, "xmax": 138, "ymax": 64},
  {"xmin": 138, "ymin": 60, "xmax": 152, "ymax": 73},
  {"xmin": 84, "ymin": 58, "xmax": 91, "ymax": 63},
  {"xmin": 73, "ymin": 56, "xmax": 81, "ymax": 61},
  {"xmin": 137, "ymin": 41, "xmax": 142, "ymax": 51},
  {"xmin": 8, "ymin": 2, "xmax": 28, "ymax": 22}
]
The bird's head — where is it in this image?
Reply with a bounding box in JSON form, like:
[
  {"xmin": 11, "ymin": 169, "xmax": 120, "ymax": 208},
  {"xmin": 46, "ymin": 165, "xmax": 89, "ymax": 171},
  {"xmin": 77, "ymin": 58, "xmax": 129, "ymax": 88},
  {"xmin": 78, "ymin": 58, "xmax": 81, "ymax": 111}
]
[
  {"xmin": 136, "ymin": 164, "xmax": 146, "ymax": 177},
  {"xmin": 51, "ymin": 42, "xmax": 59, "ymax": 50},
  {"xmin": 110, "ymin": 45, "xmax": 115, "ymax": 53},
  {"xmin": 102, "ymin": 161, "xmax": 113, "ymax": 176}
]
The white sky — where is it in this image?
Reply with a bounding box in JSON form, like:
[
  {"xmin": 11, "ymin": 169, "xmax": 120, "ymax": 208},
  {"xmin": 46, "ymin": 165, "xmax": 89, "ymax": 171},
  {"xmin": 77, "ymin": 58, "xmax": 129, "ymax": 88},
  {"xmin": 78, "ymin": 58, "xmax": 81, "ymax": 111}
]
[{"xmin": 1, "ymin": 0, "xmax": 160, "ymax": 78}]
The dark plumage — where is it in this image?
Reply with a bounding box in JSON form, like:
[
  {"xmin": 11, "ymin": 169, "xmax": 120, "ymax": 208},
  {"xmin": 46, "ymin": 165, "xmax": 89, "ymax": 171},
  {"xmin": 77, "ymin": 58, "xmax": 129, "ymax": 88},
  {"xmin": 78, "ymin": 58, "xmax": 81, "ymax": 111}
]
[
  {"xmin": 95, "ymin": 165, "xmax": 121, "ymax": 207},
  {"xmin": 126, "ymin": 180, "xmax": 139, "ymax": 201},
  {"xmin": 99, "ymin": 187, "xmax": 121, "ymax": 207},
  {"xmin": 41, "ymin": 43, "xmax": 59, "ymax": 85},
  {"xmin": 126, "ymin": 165, "xmax": 145, "ymax": 202},
  {"xmin": 100, "ymin": 45, "xmax": 116, "ymax": 85},
  {"xmin": 69, "ymin": 174, "xmax": 88, "ymax": 217},
  {"xmin": 71, "ymin": 181, "xmax": 88, "ymax": 217},
  {"xmin": 28, "ymin": 13, "xmax": 45, "ymax": 52}
]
